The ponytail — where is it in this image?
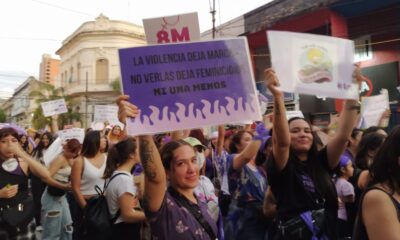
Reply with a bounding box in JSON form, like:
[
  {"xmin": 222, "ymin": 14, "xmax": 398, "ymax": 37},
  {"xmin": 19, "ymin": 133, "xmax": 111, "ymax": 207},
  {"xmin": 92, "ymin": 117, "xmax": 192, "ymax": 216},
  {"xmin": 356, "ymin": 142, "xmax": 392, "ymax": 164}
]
[{"xmin": 103, "ymin": 137, "xmax": 137, "ymax": 179}]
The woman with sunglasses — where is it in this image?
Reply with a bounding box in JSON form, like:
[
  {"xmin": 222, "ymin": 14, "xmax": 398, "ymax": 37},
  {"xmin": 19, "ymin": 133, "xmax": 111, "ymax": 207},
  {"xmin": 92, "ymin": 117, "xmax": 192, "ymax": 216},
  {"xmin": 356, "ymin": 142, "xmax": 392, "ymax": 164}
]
[{"xmin": 41, "ymin": 138, "xmax": 81, "ymax": 240}]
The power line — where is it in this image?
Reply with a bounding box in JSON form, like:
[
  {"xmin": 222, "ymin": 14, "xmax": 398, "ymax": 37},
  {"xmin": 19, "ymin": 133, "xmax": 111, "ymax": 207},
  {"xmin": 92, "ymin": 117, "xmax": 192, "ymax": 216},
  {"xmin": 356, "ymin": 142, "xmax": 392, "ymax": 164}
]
[{"xmin": 31, "ymin": 0, "xmax": 95, "ymax": 17}]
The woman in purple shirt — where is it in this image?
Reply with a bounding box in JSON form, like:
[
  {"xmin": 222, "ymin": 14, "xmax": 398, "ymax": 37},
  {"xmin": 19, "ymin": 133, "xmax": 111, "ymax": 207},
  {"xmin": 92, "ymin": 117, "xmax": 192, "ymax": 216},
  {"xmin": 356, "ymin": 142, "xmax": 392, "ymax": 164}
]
[{"xmin": 117, "ymin": 95, "xmax": 218, "ymax": 240}]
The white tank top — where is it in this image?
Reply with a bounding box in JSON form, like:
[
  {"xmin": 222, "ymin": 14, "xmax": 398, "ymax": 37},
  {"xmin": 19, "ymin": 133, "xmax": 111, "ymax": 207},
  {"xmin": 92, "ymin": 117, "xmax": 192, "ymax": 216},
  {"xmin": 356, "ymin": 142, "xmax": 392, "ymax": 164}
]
[
  {"xmin": 53, "ymin": 165, "xmax": 71, "ymax": 183},
  {"xmin": 80, "ymin": 155, "xmax": 106, "ymax": 195}
]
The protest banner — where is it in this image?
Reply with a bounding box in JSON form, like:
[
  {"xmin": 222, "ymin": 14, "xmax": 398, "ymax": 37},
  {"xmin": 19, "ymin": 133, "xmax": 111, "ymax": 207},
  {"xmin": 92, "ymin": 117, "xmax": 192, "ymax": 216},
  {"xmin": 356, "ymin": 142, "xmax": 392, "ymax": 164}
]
[
  {"xmin": 359, "ymin": 89, "xmax": 390, "ymax": 128},
  {"xmin": 41, "ymin": 99, "xmax": 68, "ymax": 117},
  {"xmin": 58, "ymin": 128, "xmax": 85, "ymax": 144},
  {"xmin": 143, "ymin": 12, "xmax": 200, "ymax": 44},
  {"xmin": 267, "ymin": 31, "xmax": 358, "ymax": 99},
  {"xmin": 119, "ymin": 38, "xmax": 262, "ymax": 135}
]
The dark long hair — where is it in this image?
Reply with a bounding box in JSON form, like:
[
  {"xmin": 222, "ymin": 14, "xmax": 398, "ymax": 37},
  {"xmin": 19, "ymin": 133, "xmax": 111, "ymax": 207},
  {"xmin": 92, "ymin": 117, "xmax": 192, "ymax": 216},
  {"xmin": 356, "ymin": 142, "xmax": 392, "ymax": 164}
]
[
  {"xmin": 288, "ymin": 117, "xmax": 338, "ymax": 209},
  {"xmin": 354, "ymin": 132, "xmax": 385, "ymax": 170},
  {"xmin": 229, "ymin": 130, "xmax": 253, "ymax": 154},
  {"xmin": 0, "ymin": 128, "xmax": 19, "ymax": 160},
  {"xmin": 159, "ymin": 140, "xmax": 192, "ymax": 170},
  {"xmin": 103, "ymin": 137, "xmax": 137, "ymax": 179},
  {"xmin": 32, "ymin": 132, "xmax": 54, "ymax": 159},
  {"xmin": 369, "ymin": 126, "xmax": 400, "ymax": 194},
  {"xmin": 18, "ymin": 134, "xmax": 29, "ymax": 151},
  {"xmin": 81, "ymin": 130, "xmax": 101, "ymax": 158}
]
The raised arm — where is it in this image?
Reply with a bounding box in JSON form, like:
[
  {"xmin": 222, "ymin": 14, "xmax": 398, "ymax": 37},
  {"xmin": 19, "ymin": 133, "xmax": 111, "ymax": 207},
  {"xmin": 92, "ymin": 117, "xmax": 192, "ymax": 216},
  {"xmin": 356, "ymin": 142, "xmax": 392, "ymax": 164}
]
[
  {"xmin": 138, "ymin": 135, "xmax": 166, "ymax": 212},
  {"xmin": 264, "ymin": 69, "xmax": 290, "ymax": 171},
  {"xmin": 232, "ymin": 139, "xmax": 262, "ymax": 170},
  {"xmin": 10, "ymin": 141, "xmax": 50, "ymax": 180},
  {"xmin": 116, "ymin": 95, "xmax": 166, "ymax": 212},
  {"xmin": 326, "ymin": 66, "xmax": 362, "ymax": 169},
  {"xmin": 215, "ymin": 125, "xmax": 225, "ymax": 156},
  {"xmin": 51, "ymin": 115, "xmax": 59, "ymax": 134}
]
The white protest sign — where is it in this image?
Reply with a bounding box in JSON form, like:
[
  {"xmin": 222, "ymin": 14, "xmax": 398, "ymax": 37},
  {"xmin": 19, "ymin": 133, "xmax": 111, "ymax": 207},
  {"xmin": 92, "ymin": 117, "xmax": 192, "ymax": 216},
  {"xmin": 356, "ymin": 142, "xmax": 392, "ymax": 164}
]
[
  {"xmin": 43, "ymin": 137, "xmax": 62, "ymax": 166},
  {"xmin": 267, "ymin": 31, "xmax": 358, "ymax": 99},
  {"xmin": 286, "ymin": 110, "xmax": 304, "ymax": 120},
  {"xmin": 360, "ymin": 89, "xmax": 390, "ymax": 128},
  {"xmin": 143, "ymin": 12, "xmax": 200, "ymax": 44},
  {"xmin": 58, "ymin": 128, "xmax": 85, "ymax": 144},
  {"xmin": 94, "ymin": 105, "xmax": 119, "ymax": 123},
  {"xmin": 41, "ymin": 99, "xmax": 68, "ymax": 117}
]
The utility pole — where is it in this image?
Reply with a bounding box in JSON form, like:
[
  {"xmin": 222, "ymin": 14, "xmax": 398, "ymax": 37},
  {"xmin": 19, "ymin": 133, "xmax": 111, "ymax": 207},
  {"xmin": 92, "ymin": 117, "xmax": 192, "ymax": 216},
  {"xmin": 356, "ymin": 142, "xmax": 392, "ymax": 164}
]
[
  {"xmin": 85, "ymin": 71, "xmax": 88, "ymax": 129},
  {"xmin": 211, "ymin": 0, "xmax": 216, "ymax": 39}
]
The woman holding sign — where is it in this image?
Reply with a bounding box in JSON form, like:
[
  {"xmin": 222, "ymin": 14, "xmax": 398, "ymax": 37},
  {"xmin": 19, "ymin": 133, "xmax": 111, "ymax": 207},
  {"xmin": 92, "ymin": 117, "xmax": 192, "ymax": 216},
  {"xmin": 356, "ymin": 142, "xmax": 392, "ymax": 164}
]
[
  {"xmin": 117, "ymin": 95, "xmax": 218, "ymax": 240},
  {"xmin": 0, "ymin": 127, "xmax": 50, "ymax": 239},
  {"xmin": 264, "ymin": 68, "xmax": 361, "ymax": 239}
]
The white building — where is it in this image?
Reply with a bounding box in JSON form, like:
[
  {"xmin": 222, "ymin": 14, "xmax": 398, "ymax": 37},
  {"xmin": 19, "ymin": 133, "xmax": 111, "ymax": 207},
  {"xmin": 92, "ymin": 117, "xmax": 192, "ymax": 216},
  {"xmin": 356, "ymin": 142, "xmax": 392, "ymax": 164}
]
[
  {"xmin": 2, "ymin": 77, "xmax": 51, "ymax": 128},
  {"xmin": 55, "ymin": 14, "xmax": 146, "ymax": 128}
]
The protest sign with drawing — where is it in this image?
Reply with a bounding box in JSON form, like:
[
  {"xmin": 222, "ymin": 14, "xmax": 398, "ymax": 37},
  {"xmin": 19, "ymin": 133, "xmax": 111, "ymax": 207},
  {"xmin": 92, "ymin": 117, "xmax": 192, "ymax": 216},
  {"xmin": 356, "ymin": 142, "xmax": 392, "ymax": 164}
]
[
  {"xmin": 359, "ymin": 89, "xmax": 390, "ymax": 128},
  {"xmin": 267, "ymin": 31, "xmax": 358, "ymax": 99},
  {"xmin": 143, "ymin": 12, "xmax": 200, "ymax": 44},
  {"xmin": 119, "ymin": 38, "xmax": 262, "ymax": 136},
  {"xmin": 41, "ymin": 99, "xmax": 68, "ymax": 117}
]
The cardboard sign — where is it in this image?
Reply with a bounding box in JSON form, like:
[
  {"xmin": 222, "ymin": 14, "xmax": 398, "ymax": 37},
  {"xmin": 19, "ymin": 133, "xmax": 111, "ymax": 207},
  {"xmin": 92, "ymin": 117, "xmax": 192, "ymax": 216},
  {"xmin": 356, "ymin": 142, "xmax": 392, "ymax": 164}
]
[
  {"xmin": 119, "ymin": 38, "xmax": 262, "ymax": 135},
  {"xmin": 143, "ymin": 12, "xmax": 200, "ymax": 44},
  {"xmin": 41, "ymin": 99, "xmax": 68, "ymax": 117},
  {"xmin": 286, "ymin": 110, "xmax": 304, "ymax": 120},
  {"xmin": 94, "ymin": 105, "xmax": 119, "ymax": 123},
  {"xmin": 359, "ymin": 89, "xmax": 390, "ymax": 128},
  {"xmin": 58, "ymin": 128, "xmax": 85, "ymax": 144},
  {"xmin": 267, "ymin": 31, "xmax": 358, "ymax": 99}
]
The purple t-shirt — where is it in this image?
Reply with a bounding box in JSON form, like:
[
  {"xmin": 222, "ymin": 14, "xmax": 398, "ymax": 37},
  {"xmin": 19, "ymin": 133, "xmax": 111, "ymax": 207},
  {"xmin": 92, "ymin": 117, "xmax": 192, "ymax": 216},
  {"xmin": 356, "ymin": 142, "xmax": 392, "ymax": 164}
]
[
  {"xmin": 335, "ymin": 178, "xmax": 354, "ymax": 221},
  {"xmin": 145, "ymin": 192, "xmax": 218, "ymax": 240}
]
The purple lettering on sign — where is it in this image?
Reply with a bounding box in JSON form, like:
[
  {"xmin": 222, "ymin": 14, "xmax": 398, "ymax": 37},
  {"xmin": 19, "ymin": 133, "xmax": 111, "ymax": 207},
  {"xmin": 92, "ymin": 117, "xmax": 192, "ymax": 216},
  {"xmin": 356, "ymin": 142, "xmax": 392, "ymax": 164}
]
[{"xmin": 119, "ymin": 38, "xmax": 261, "ymax": 135}]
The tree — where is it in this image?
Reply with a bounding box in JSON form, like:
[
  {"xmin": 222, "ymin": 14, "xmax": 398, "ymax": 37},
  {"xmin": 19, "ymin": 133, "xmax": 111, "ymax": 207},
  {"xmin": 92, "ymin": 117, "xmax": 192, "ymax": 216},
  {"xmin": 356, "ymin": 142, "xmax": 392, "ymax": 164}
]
[
  {"xmin": 30, "ymin": 84, "xmax": 81, "ymax": 130},
  {"xmin": 109, "ymin": 77, "xmax": 121, "ymax": 93},
  {"xmin": 0, "ymin": 108, "xmax": 6, "ymax": 122}
]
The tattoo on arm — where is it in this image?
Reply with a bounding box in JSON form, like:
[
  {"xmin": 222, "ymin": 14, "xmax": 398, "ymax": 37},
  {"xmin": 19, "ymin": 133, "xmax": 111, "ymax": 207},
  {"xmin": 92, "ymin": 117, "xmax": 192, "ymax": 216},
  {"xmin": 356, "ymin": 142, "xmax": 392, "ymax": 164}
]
[{"xmin": 139, "ymin": 138, "xmax": 157, "ymax": 181}]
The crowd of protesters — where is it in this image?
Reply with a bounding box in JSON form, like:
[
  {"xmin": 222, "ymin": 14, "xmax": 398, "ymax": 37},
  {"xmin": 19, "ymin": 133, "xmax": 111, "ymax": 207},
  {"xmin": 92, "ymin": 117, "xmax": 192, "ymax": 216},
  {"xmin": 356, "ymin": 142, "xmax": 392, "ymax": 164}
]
[{"xmin": 0, "ymin": 67, "xmax": 399, "ymax": 240}]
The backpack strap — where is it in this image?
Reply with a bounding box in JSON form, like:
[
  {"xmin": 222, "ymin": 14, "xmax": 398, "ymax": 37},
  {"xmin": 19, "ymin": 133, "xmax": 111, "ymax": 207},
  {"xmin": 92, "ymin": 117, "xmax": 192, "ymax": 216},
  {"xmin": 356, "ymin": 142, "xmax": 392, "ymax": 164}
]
[{"xmin": 168, "ymin": 187, "xmax": 216, "ymax": 240}]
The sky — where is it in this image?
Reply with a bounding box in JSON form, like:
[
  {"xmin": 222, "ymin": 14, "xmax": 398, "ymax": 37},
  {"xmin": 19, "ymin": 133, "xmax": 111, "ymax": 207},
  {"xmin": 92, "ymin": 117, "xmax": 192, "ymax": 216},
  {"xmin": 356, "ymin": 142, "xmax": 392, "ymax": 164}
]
[{"xmin": 0, "ymin": 0, "xmax": 270, "ymax": 99}]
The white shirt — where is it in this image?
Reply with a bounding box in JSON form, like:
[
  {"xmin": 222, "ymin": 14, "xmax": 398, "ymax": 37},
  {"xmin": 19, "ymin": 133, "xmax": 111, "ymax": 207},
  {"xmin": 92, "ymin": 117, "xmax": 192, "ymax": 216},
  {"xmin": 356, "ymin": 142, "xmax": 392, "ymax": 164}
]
[
  {"xmin": 105, "ymin": 170, "xmax": 138, "ymax": 224},
  {"xmin": 80, "ymin": 155, "xmax": 106, "ymax": 195}
]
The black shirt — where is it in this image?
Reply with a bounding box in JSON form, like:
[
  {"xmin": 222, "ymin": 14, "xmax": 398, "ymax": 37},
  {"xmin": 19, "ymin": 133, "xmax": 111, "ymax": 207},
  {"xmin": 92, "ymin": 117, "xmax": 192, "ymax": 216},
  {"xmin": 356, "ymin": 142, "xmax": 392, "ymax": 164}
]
[{"xmin": 267, "ymin": 147, "xmax": 338, "ymax": 239}]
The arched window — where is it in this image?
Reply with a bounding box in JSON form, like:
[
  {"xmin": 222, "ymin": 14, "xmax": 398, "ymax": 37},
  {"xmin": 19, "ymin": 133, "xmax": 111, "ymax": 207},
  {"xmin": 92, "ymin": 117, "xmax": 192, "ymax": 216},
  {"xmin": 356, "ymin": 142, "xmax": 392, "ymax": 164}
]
[{"xmin": 96, "ymin": 58, "xmax": 108, "ymax": 84}]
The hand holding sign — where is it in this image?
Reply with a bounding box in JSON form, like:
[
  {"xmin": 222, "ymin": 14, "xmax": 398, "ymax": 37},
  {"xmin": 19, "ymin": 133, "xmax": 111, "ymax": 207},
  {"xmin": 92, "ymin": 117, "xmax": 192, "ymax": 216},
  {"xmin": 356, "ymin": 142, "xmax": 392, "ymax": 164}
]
[
  {"xmin": 116, "ymin": 95, "xmax": 141, "ymax": 125},
  {"xmin": 116, "ymin": 95, "xmax": 140, "ymax": 125},
  {"xmin": 41, "ymin": 99, "xmax": 68, "ymax": 117},
  {"xmin": 264, "ymin": 69, "xmax": 282, "ymax": 97}
]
